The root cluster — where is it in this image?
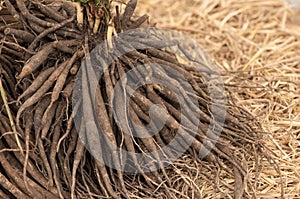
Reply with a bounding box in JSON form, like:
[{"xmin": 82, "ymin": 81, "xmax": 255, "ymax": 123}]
[{"xmin": 0, "ymin": 0, "xmax": 273, "ymax": 198}]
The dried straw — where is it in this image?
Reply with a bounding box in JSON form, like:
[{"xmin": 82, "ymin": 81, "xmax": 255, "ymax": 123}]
[{"xmin": 136, "ymin": 0, "xmax": 300, "ymax": 198}]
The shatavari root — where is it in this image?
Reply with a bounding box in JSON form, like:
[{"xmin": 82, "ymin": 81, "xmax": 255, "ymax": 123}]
[{"xmin": 0, "ymin": 0, "xmax": 280, "ymax": 198}]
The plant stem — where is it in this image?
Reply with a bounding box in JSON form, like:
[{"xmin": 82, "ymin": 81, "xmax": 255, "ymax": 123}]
[
  {"xmin": 74, "ymin": 2, "xmax": 84, "ymax": 30},
  {"xmin": 0, "ymin": 79, "xmax": 23, "ymax": 155}
]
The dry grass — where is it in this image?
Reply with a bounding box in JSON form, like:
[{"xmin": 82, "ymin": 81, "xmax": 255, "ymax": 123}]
[{"xmin": 136, "ymin": 0, "xmax": 300, "ymax": 198}]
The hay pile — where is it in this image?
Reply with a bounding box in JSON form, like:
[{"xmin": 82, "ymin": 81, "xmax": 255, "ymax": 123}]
[
  {"xmin": 0, "ymin": 0, "xmax": 298, "ymax": 198},
  {"xmin": 136, "ymin": 0, "xmax": 300, "ymax": 198}
]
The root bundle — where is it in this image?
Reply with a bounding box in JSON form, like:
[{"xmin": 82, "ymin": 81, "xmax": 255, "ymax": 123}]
[{"xmin": 0, "ymin": 0, "xmax": 276, "ymax": 198}]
